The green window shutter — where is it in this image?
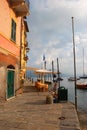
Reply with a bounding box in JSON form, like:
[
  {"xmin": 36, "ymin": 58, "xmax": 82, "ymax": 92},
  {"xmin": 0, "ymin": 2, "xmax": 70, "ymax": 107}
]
[{"xmin": 11, "ymin": 19, "xmax": 16, "ymax": 42}]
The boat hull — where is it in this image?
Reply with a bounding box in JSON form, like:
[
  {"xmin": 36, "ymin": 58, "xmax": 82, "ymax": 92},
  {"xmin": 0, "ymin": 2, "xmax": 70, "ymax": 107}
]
[
  {"xmin": 68, "ymin": 77, "xmax": 80, "ymax": 81},
  {"xmin": 80, "ymin": 76, "xmax": 87, "ymax": 79},
  {"xmin": 76, "ymin": 83, "xmax": 87, "ymax": 89}
]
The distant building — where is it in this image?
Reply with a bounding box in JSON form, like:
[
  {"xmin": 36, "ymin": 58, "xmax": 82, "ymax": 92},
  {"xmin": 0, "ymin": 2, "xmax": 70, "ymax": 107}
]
[{"xmin": 0, "ymin": 0, "xmax": 30, "ymax": 100}]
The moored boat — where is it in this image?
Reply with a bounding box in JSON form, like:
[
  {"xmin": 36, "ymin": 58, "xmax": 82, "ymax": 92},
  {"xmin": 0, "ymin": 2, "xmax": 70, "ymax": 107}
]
[
  {"xmin": 56, "ymin": 77, "xmax": 63, "ymax": 81},
  {"xmin": 68, "ymin": 77, "xmax": 80, "ymax": 81},
  {"xmin": 76, "ymin": 82, "xmax": 87, "ymax": 89},
  {"xmin": 80, "ymin": 75, "xmax": 87, "ymax": 79}
]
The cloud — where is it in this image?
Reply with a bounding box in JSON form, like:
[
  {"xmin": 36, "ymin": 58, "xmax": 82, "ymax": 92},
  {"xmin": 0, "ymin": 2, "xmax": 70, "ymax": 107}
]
[{"xmin": 27, "ymin": 0, "xmax": 87, "ymax": 75}]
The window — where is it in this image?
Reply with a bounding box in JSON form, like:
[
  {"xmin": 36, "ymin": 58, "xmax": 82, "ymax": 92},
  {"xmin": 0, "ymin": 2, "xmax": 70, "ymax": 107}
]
[{"xmin": 11, "ymin": 19, "xmax": 16, "ymax": 42}]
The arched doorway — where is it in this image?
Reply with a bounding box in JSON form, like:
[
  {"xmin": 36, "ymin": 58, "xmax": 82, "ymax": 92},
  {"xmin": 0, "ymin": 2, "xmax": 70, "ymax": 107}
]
[{"xmin": 7, "ymin": 65, "xmax": 15, "ymax": 99}]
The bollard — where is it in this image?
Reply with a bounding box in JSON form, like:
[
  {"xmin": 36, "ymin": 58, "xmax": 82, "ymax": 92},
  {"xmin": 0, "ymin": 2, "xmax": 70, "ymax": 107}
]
[{"xmin": 46, "ymin": 94, "xmax": 53, "ymax": 104}]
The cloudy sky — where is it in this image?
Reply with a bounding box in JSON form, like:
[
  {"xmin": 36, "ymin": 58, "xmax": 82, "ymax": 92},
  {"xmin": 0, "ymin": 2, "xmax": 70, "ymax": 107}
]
[{"xmin": 27, "ymin": 0, "xmax": 87, "ymax": 76}]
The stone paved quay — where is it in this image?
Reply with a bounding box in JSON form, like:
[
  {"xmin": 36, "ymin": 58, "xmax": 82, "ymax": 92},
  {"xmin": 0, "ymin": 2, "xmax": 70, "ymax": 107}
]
[{"xmin": 0, "ymin": 84, "xmax": 81, "ymax": 130}]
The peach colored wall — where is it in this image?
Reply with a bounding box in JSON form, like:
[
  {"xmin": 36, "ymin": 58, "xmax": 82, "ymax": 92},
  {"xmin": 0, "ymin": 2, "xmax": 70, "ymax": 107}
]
[
  {"xmin": 16, "ymin": 18, "xmax": 21, "ymax": 46},
  {"xmin": 0, "ymin": 34, "xmax": 20, "ymax": 57},
  {"xmin": 10, "ymin": 10, "xmax": 21, "ymax": 46},
  {"xmin": 0, "ymin": 52, "xmax": 18, "ymax": 66},
  {"xmin": 0, "ymin": 0, "xmax": 21, "ymax": 46},
  {"xmin": 0, "ymin": 0, "xmax": 22, "ymax": 99},
  {"xmin": 0, "ymin": 0, "xmax": 11, "ymax": 38}
]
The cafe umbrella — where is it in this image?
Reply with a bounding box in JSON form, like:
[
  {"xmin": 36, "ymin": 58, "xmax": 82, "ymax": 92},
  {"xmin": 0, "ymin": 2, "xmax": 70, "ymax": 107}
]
[{"xmin": 34, "ymin": 69, "xmax": 52, "ymax": 83}]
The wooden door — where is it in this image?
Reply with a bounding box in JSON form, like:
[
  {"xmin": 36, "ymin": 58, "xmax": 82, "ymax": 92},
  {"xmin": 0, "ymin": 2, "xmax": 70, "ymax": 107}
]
[{"xmin": 7, "ymin": 70, "xmax": 14, "ymax": 98}]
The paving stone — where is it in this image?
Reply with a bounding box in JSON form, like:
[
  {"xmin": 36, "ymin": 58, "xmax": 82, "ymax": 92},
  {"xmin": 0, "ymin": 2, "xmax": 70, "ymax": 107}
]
[{"xmin": 0, "ymin": 86, "xmax": 81, "ymax": 130}]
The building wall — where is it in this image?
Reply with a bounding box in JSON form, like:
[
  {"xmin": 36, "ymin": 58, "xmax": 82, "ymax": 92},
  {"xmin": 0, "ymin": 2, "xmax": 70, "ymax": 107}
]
[
  {"xmin": 0, "ymin": 0, "xmax": 30, "ymax": 100},
  {"xmin": 0, "ymin": 0, "xmax": 11, "ymax": 39},
  {"xmin": 0, "ymin": 66, "xmax": 6, "ymax": 99},
  {"xmin": 0, "ymin": 34, "xmax": 20, "ymax": 58},
  {"xmin": 0, "ymin": 0, "xmax": 21, "ymax": 99},
  {"xmin": 20, "ymin": 19, "xmax": 29, "ymax": 80},
  {"xmin": 21, "ymin": 20, "xmax": 26, "ymax": 69},
  {"xmin": 0, "ymin": 0, "xmax": 21, "ymax": 46}
]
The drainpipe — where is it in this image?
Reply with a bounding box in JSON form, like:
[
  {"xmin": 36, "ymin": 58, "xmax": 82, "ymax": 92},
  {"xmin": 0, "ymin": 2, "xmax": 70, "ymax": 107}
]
[
  {"xmin": 19, "ymin": 17, "xmax": 23, "ymax": 87},
  {"xmin": 20, "ymin": 17, "xmax": 22, "ymax": 71}
]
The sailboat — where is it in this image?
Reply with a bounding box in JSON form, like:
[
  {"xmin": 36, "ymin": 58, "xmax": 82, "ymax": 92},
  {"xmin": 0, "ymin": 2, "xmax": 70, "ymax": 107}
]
[
  {"xmin": 80, "ymin": 75, "xmax": 87, "ymax": 79},
  {"xmin": 77, "ymin": 48, "xmax": 87, "ymax": 89},
  {"xmin": 80, "ymin": 48, "xmax": 87, "ymax": 79}
]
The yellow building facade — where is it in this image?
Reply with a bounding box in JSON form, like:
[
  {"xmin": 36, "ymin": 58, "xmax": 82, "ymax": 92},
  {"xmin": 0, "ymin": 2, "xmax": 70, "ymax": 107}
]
[{"xmin": 20, "ymin": 18, "xmax": 29, "ymax": 81}]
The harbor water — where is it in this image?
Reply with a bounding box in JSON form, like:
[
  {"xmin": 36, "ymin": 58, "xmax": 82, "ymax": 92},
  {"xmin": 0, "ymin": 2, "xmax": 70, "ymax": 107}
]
[
  {"xmin": 60, "ymin": 77, "xmax": 87, "ymax": 112},
  {"xmin": 26, "ymin": 71, "xmax": 87, "ymax": 113}
]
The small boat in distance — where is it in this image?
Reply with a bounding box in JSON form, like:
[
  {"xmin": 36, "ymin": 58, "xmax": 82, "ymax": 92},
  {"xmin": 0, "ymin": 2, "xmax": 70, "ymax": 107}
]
[
  {"xmin": 80, "ymin": 75, "xmax": 87, "ymax": 79},
  {"xmin": 56, "ymin": 77, "xmax": 63, "ymax": 81},
  {"xmin": 76, "ymin": 82, "xmax": 87, "ymax": 89},
  {"xmin": 68, "ymin": 77, "xmax": 80, "ymax": 81}
]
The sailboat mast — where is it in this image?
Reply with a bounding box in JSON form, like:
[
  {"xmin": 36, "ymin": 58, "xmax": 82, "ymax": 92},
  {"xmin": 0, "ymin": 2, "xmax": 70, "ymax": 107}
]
[
  {"xmin": 71, "ymin": 17, "xmax": 77, "ymax": 110},
  {"xmin": 83, "ymin": 48, "xmax": 85, "ymax": 76},
  {"xmin": 52, "ymin": 60, "xmax": 54, "ymax": 82},
  {"xmin": 57, "ymin": 58, "xmax": 60, "ymax": 87}
]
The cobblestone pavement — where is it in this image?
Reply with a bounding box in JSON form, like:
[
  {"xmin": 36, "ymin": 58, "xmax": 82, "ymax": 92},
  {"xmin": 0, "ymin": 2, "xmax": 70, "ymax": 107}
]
[
  {"xmin": 0, "ymin": 85, "xmax": 81, "ymax": 130},
  {"xmin": 78, "ymin": 111, "xmax": 87, "ymax": 130}
]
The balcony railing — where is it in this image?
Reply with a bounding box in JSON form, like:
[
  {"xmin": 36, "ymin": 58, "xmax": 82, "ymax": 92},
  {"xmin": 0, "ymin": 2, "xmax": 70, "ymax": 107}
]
[
  {"xmin": 24, "ymin": 41, "xmax": 28, "ymax": 47},
  {"xmin": 24, "ymin": 55, "xmax": 28, "ymax": 61},
  {"xmin": 26, "ymin": 47, "xmax": 30, "ymax": 52},
  {"xmin": 8, "ymin": 0, "xmax": 30, "ymax": 17}
]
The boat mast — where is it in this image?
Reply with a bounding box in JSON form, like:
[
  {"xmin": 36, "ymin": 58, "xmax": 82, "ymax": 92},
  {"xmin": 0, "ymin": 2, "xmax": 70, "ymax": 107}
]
[
  {"xmin": 52, "ymin": 60, "xmax": 54, "ymax": 82},
  {"xmin": 71, "ymin": 17, "xmax": 77, "ymax": 110},
  {"xmin": 57, "ymin": 58, "xmax": 60, "ymax": 87},
  {"xmin": 83, "ymin": 48, "xmax": 85, "ymax": 76}
]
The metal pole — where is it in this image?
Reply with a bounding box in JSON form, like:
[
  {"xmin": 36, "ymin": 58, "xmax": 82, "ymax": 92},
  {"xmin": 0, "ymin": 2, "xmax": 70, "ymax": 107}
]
[
  {"xmin": 57, "ymin": 58, "xmax": 60, "ymax": 87},
  {"xmin": 52, "ymin": 60, "xmax": 54, "ymax": 82},
  {"xmin": 44, "ymin": 61, "xmax": 46, "ymax": 81},
  {"xmin": 44, "ymin": 61, "xmax": 46, "ymax": 69},
  {"xmin": 83, "ymin": 48, "xmax": 84, "ymax": 76},
  {"xmin": 71, "ymin": 17, "xmax": 77, "ymax": 110}
]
